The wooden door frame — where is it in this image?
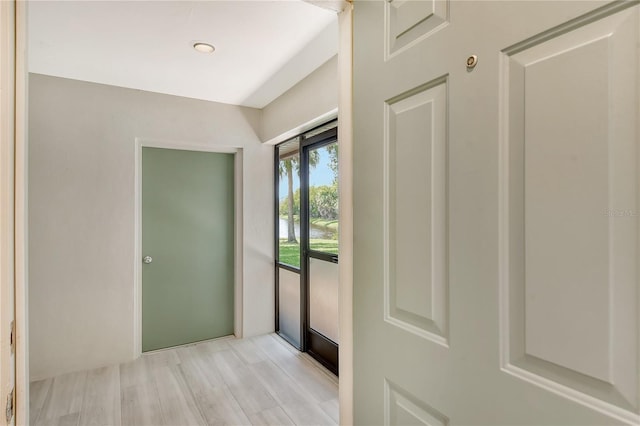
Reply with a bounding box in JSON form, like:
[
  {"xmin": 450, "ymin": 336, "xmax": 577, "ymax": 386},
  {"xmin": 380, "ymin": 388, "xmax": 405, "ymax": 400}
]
[
  {"xmin": 337, "ymin": 3, "xmax": 353, "ymax": 425},
  {"xmin": 0, "ymin": 2, "xmax": 17, "ymax": 425},
  {"xmin": 133, "ymin": 139, "xmax": 244, "ymax": 357},
  {"xmin": 1, "ymin": 0, "xmax": 28, "ymax": 424},
  {"xmin": 14, "ymin": 1, "xmax": 28, "ymax": 423}
]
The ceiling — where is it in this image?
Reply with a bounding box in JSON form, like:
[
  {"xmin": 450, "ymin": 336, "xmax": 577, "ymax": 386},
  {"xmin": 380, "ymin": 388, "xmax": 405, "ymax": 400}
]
[{"xmin": 28, "ymin": 1, "xmax": 338, "ymax": 109}]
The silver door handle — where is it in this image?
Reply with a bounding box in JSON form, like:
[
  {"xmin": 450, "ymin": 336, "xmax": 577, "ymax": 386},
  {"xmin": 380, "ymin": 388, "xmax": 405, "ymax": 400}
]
[{"xmin": 143, "ymin": 256, "xmax": 153, "ymax": 264}]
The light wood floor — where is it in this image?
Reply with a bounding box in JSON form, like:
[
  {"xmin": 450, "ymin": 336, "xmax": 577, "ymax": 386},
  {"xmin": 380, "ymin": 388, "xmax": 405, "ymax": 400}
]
[{"xmin": 30, "ymin": 334, "xmax": 339, "ymax": 426}]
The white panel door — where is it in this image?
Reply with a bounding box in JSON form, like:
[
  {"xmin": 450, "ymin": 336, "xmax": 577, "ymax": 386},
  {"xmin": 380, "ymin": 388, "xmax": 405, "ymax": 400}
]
[{"xmin": 353, "ymin": 1, "xmax": 640, "ymax": 424}]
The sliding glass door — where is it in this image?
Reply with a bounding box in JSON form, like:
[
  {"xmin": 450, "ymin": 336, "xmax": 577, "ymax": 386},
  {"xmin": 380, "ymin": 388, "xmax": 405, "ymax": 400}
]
[
  {"xmin": 275, "ymin": 137, "xmax": 302, "ymax": 348},
  {"xmin": 301, "ymin": 130, "xmax": 339, "ymax": 373},
  {"xmin": 275, "ymin": 123, "xmax": 339, "ymax": 374}
]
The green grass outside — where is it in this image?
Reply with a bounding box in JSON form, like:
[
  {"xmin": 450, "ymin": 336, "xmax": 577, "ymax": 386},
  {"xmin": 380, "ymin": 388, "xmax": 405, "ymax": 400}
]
[
  {"xmin": 310, "ymin": 239, "xmax": 339, "ymax": 254},
  {"xmin": 280, "ymin": 215, "xmax": 339, "ymax": 232},
  {"xmin": 309, "ymin": 218, "xmax": 339, "ymax": 231},
  {"xmin": 278, "ymin": 238, "xmax": 339, "ymax": 268},
  {"xmin": 278, "ymin": 240, "xmax": 301, "ymax": 267}
]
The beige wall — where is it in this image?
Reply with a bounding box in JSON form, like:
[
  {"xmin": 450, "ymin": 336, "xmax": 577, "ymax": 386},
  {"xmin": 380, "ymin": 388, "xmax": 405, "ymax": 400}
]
[
  {"xmin": 28, "ymin": 74, "xmax": 274, "ymax": 380},
  {"xmin": 261, "ymin": 55, "xmax": 338, "ymax": 144}
]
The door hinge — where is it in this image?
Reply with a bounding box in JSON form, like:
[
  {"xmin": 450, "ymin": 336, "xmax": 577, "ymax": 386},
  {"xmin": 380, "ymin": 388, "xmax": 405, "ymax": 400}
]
[
  {"xmin": 5, "ymin": 388, "xmax": 13, "ymax": 423},
  {"xmin": 9, "ymin": 321, "xmax": 15, "ymax": 354}
]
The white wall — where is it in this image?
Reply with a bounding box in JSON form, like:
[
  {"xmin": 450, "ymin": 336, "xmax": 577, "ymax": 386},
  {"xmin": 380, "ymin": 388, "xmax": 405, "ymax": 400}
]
[
  {"xmin": 28, "ymin": 73, "xmax": 274, "ymax": 380},
  {"xmin": 261, "ymin": 55, "xmax": 338, "ymax": 144}
]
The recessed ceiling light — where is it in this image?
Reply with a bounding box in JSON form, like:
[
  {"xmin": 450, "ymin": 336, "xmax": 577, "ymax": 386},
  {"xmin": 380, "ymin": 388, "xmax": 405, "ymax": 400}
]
[{"xmin": 193, "ymin": 42, "xmax": 215, "ymax": 54}]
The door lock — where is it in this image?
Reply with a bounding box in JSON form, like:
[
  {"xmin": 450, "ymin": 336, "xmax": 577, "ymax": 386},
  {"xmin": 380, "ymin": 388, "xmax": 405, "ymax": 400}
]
[{"xmin": 143, "ymin": 256, "xmax": 153, "ymax": 264}]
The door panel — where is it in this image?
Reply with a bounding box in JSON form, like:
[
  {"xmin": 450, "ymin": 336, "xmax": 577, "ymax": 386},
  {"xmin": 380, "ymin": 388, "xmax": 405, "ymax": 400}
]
[
  {"xmin": 501, "ymin": 2, "xmax": 639, "ymax": 414},
  {"xmin": 278, "ymin": 267, "xmax": 301, "ymax": 348},
  {"xmin": 386, "ymin": 76, "xmax": 448, "ymax": 346},
  {"xmin": 386, "ymin": 0, "xmax": 448, "ymax": 58},
  {"xmin": 142, "ymin": 147, "xmax": 234, "ymax": 352},
  {"xmin": 275, "ymin": 137, "xmax": 303, "ymax": 349},
  {"xmin": 354, "ymin": 0, "xmax": 640, "ymax": 424},
  {"xmin": 309, "ymin": 257, "xmax": 339, "ymax": 343}
]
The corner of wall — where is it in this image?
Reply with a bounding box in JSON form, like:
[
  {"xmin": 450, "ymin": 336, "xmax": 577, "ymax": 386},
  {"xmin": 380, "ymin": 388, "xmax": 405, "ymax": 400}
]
[{"xmin": 260, "ymin": 54, "xmax": 339, "ymax": 145}]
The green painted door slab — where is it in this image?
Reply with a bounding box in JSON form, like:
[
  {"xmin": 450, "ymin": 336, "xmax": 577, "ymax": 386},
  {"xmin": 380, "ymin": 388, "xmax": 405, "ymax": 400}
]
[{"xmin": 142, "ymin": 147, "xmax": 234, "ymax": 352}]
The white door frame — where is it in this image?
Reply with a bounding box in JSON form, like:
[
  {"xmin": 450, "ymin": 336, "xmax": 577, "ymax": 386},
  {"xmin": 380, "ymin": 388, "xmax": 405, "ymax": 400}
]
[
  {"xmin": 337, "ymin": 4, "xmax": 353, "ymax": 425},
  {"xmin": 0, "ymin": 2, "xmax": 17, "ymax": 425},
  {"xmin": 14, "ymin": 0, "xmax": 28, "ymax": 423},
  {"xmin": 1, "ymin": 0, "xmax": 28, "ymax": 424},
  {"xmin": 133, "ymin": 138, "xmax": 244, "ymax": 357}
]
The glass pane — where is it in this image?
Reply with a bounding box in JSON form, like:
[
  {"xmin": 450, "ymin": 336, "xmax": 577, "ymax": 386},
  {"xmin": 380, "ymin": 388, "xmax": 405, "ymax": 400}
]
[
  {"xmin": 309, "ymin": 257, "xmax": 339, "ymax": 343},
  {"xmin": 308, "ymin": 142, "xmax": 339, "ymax": 254},
  {"xmin": 278, "ymin": 267, "xmax": 301, "ymax": 347},
  {"xmin": 278, "ymin": 139, "xmax": 301, "ymax": 268}
]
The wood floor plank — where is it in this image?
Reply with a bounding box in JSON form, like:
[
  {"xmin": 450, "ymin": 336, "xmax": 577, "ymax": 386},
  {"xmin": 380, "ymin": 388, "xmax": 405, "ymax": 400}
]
[
  {"xmin": 120, "ymin": 380, "xmax": 164, "ymax": 426},
  {"xmin": 179, "ymin": 353, "xmax": 226, "ymax": 391},
  {"xmin": 37, "ymin": 370, "xmax": 87, "ymax": 424},
  {"xmin": 178, "ymin": 351, "xmax": 251, "ymax": 425},
  {"xmin": 228, "ymin": 338, "xmax": 269, "ymax": 365},
  {"xmin": 213, "ymin": 350, "xmax": 279, "ymax": 415},
  {"xmin": 319, "ymin": 398, "xmax": 339, "ymax": 423},
  {"xmin": 46, "ymin": 412, "xmax": 81, "ymax": 426},
  {"xmin": 251, "ymin": 334, "xmax": 299, "ymax": 362},
  {"xmin": 250, "ymin": 335, "xmax": 339, "ymax": 406},
  {"xmin": 32, "ymin": 334, "xmax": 338, "ymax": 426},
  {"xmin": 300, "ymin": 354, "xmax": 339, "ymax": 386},
  {"xmin": 248, "ymin": 406, "xmax": 295, "ymax": 426},
  {"xmin": 119, "ymin": 356, "xmax": 151, "ymax": 389},
  {"xmin": 175, "ymin": 345, "xmax": 198, "ymax": 364},
  {"xmin": 192, "ymin": 337, "xmax": 232, "ymax": 357},
  {"xmin": 281, "ymin": 402, "xmax": 337, "ymax": 426},
  {"xmin": 29, "ymin": 378, "xmax": 52, "ymax": 423},
  {"xmin": 78, "ymin": 365, "xmax": 122, "ymax": 426},
  {"xmin": 211, "ymin": 349, "xmax": 246, "ymax": 383},
  {"xmin": 188, "ymin": 382, "xmax": 251, "ymax": 426},
  {"xmin": 260, "ymin": 351, "xmax": 337, "ymax": 404},
  {"xmin": 143, "ymin": 348, "xmax": 180, "ymax": 371},
  {"xmin": 154, "ymin": 364, "xmax": 206, "ymax": 426},
  {"xmin": 248, "ymin": 360, "xmax": 315, "ymax": 407}
]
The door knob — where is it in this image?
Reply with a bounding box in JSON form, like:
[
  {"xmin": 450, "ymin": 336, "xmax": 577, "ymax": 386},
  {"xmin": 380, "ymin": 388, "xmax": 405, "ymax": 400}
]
[{"xmin": 143, "ymin": 256, "xmax": 153, "ymax": 264}]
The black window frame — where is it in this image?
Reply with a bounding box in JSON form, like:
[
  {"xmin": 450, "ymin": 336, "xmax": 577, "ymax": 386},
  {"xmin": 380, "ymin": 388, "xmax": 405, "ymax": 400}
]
[{"xmin": 274, "ymin": 120, "xmax": 338, "ymax": 355}]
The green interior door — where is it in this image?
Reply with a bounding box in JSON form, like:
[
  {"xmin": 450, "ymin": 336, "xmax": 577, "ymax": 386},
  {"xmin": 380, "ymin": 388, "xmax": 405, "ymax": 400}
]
[{"xmin": 142, "ymin": 147, "xmax": 234, "ymax": 352}]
